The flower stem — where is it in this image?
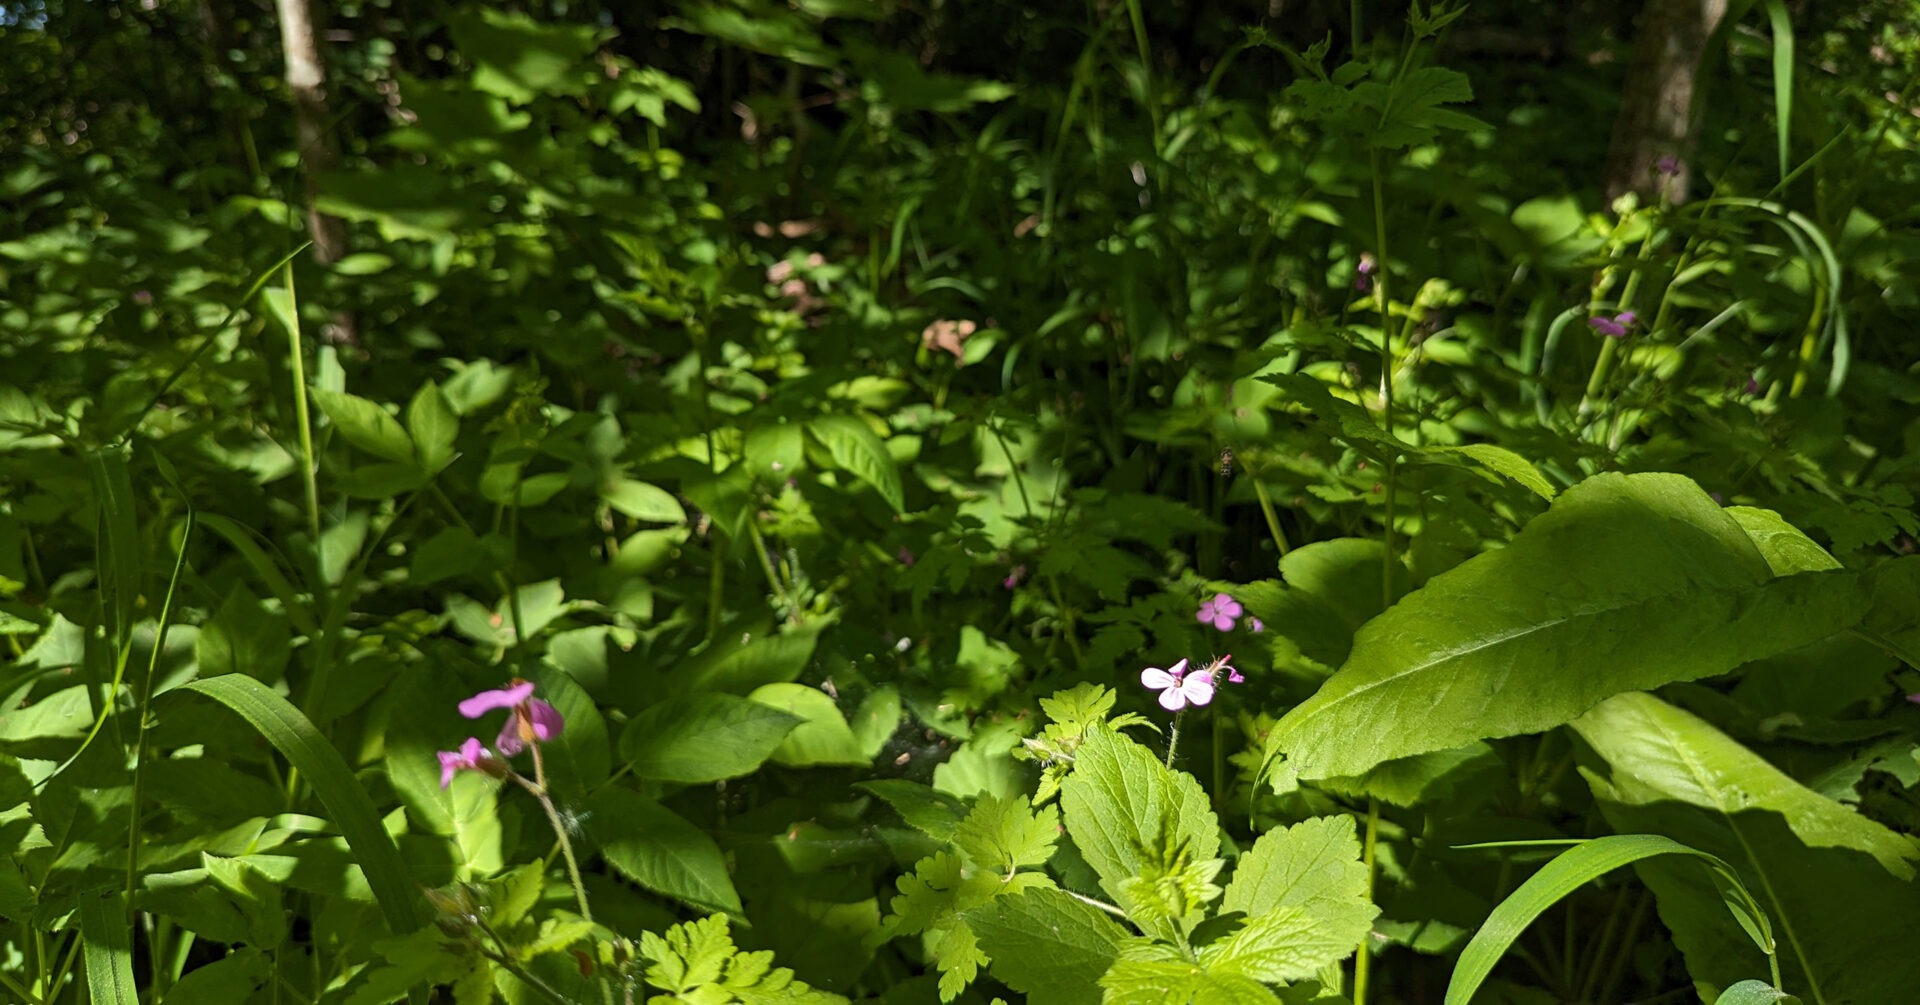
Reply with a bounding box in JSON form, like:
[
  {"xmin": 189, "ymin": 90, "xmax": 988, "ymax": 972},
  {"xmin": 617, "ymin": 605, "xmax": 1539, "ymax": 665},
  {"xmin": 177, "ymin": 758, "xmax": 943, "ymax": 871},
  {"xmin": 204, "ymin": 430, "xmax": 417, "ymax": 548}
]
[
  {"xmin": 1165, "ymin": 712, "xmax": 1184, "ymax": 768},
  {"xmin": 526, "ymin": 743, "xmax": 593, "ymax": 926}
]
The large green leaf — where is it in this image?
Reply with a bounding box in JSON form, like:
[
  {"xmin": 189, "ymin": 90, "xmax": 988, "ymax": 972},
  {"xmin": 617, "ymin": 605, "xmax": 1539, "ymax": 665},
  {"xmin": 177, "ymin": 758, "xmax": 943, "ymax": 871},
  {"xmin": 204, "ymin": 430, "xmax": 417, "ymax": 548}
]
[
  {"xmin": 81, "ymin": 889, "xmax": 137, "ymax": 1005},
  {"xmin": 962, "ymin": 887, "xmax": 1129, "ymax": 1005},
  {"xmin": 1264, "ymin": 473, "xmax": 1878, "ymax": 787},
  {"xmin": 1572, "ymin": 692, "xmax": 1920, "ymax": 1003},
  {"xmin": 1060, "ymin": 727, "xmax": 1220, "ymax": 938},
  {"xmin": 749, "ymin": 683, "xmax": 868, "ymax": 767}
]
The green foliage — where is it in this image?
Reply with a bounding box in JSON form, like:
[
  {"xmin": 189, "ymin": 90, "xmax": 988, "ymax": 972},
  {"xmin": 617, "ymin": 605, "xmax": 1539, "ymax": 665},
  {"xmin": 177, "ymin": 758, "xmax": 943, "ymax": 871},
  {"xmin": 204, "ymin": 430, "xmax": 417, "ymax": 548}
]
[{"xmin": 5, "ymin": 0, "xmax": 1920, "ymax": 1001}]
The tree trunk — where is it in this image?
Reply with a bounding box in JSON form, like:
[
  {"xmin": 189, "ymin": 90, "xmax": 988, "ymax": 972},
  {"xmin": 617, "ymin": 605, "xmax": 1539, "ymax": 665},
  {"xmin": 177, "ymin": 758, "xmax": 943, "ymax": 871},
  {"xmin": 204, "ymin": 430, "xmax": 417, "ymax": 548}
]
[
  {"xmin": 1603, "ymin": 0, "xmax": 1730, "ymax": 204},
  {"xmin": 275, "ymin": 0, "xmax": 347, "ymax": 264}
]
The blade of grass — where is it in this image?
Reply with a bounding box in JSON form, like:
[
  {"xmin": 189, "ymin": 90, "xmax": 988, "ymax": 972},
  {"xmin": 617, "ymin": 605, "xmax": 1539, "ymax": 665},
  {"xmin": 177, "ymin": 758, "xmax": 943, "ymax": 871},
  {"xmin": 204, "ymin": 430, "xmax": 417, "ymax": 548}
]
[
  {"xmin": 1446, "ymin": 835, "xmax": 1780, "ymax": 1005},
  {"xmin": 179, "ymin": 675, "xmax": 426, "ymax": 939},
  {"xmin": 80, "ymin": 889, "xmax": 137, "ymax": 1005}
]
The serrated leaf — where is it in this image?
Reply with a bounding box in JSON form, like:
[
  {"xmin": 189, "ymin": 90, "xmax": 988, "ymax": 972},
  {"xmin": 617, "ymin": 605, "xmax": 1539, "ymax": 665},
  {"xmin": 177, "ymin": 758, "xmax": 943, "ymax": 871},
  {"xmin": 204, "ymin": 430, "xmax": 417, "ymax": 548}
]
[
  {"xmin": 809, "ymin": 414, "xmax": 905, "ymax": 512},
  {"xmin": 1060, "ymin": 728, "xmax": 1220, "ymax": 938},
  {"xmin": 962, "ymin": 887, "xmax": 1129, "ymax": 1005},
  {"xmin": 309, "ymin": 387, "xmax": 415, "ymax": 463},
  {"xmin": 952, "ymin": 794, "xmax": 1059, "ymax": 873},
  {"xmin": 1223, "ymin": 816, "xmax": 1373, "ymax": 925},
  {"xmin": 621, "ymin": 693, "xmax": 803, "ymax": 783},
  {"xmin": 1201, "ymin": 902, "xmax": 1364, "ymax": 984},
  {"xmin": 1264, "ymin": 473, "xmax": 1883, "ymax": 787},
  {"xmin": 587, "ymin": 787, "xmax": 742, "ymax": 915}
]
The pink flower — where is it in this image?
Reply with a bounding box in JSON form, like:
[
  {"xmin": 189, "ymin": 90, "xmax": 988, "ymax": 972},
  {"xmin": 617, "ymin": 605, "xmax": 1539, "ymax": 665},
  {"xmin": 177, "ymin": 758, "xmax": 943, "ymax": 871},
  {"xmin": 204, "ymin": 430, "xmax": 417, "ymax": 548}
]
[
  {"xmin": 436, "ymin": 737, "xmax": 491, "ymax": 789},
  {"xmin": 1249, "ymin": 617, "xmax": 1264, "ymax": 634},
  {"xmin": 897, "ymin": 547, "xmax": 916, "ymax": 566},
  {"xmin": 1142, "ymin": 659, "xmax": 1210, "ymax": 710},
  {"xmin": 1197, "ymin": 593, "xmax": 1242, "ymax": 631},
  {"xmin": 1140, "ymin": 654, "xmax": 1241, "ymax": 711},
  {"xmin": 1003, "ymin": 564, "xmax": 1027, "ymax": 590},
  {"xmin": 459, "ymin": 680, "xmax": 565, "ymax": 756},
  {"xmin": 1354, "ymin": 253, "xmax": 1376, "ymax": 294},
  {"xmin": 1906, "ymin": 693, "xmax": 1920, "ymax": 705},
  {"xmin": 1657, "ymin": 155, "xmax": 1682, "ymax": 177},
  {"xmin": 1588, "ymin": 311, "xmax": 1638, "ymax": 339}
]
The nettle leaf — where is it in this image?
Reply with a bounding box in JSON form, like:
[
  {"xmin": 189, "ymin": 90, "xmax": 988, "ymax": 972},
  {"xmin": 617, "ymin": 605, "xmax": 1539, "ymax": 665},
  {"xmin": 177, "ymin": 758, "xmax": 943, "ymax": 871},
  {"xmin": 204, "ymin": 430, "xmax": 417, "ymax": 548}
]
[
  {"xmin": 809, "ymin": 414, "xmax": 905, "ymax": 513},
  {"xmin": 962, "ymin": 887, "xmax": 1129, "ymax": 1005},
  {"xmin": 621, "ymin": 693, "xmax": 803, "ymax": 783},
  {"xmin": 309, "ymin": 387, "xmax": 414, "ymax": 464},
  {"xmin": 1100, "ymin": 939, "xmax": 1281, "ymax": 1004},
  {"xmin": 952, "ymin": 794, "xmax": 1060, "ymax": 873},
  {"xmin": 1264, "ymin": 473, "xmax": 1883, "ymax": 788},
  {"xmin": 1061, "ymin": 727, "xmax": 1220, "ymax": 938},
  {"xmin": 1199, "ymin": 903, "xmax": 1357, "ymax": 984},
  {"xmin": 1223, "ymin": 816, "xmax": 1375, "ymax": 927},
  {"xmin": 1573, "ymin": 692, "xmax": 1920, "ymax": 1002}
]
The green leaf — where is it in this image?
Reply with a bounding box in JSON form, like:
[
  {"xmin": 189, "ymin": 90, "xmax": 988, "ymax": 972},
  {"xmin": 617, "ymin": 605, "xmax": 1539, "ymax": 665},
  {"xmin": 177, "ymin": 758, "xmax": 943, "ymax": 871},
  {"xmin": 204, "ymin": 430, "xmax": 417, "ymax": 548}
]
[
  {"xmin": 1264, "ymin": 473, "xmax": 1878, "ymax": 786},
  {"xmin": 1716, "ymin": 980, "xmax": 1802, "ymax": 1005},
  {"xmin": 809, "ymin": 414, "xmax": 905, "ymax": 512},
  {"xmin": 681, "ymin": 623, "xmax": 825, "ymax": 694},
  {"xmin": 952, "ymin": 794, "xmax": 1059, "ymax": 873},
  {"xmin": 1060, "ymin": 728, "xmax": 1220, "ymax": 935},
  {"xmin": 1570, "ymin": 692, "xmax": 1920, "ymax": 1002},
  {"xmin": 749, "ymin": 683, "xmax": 869, "ymax": 767},
  {"xmin": 587, "ymin": 787, "xmax": 743, "ymax": 916},
  {"xmin": 856, "ymin": 780, "xmax": 969, "ymax": 840},
  {"xmin": 406, "ymin": 382, "xmax": 459, "ymax": 475},
  {"xmin": 81, "ymin": 889, "xmax": 137, "ymax": 1005},
  {"xmin": 1100, "ymin": 940, "xmax": 1282, "ymax": 1004},
  {"xmin": 445, "ymin": 8, "xmax": 607, "ymax": 102},
  {"xmin": 962, "ymin": 887, "xmax": 1130, "ymax": 1005},
  {"xmin": 163, "ymin": 950, "xmax": 269, "ymax": 1004},
  {"xmin": 1359, "ymin": 66, "xmax": 1484, "ymax": 149},
  {"xmin": 195, "ymin": 586, "xmax": 292, "ymax": 683},
  {"xmin": 602, "ymin": 478, "xmax": 687, "ymax": 523},
  {"xmin": 1222, "ymin": 816, "xmax": 1377, "ymax": 940},
  {"xmin": 1429, "ymin": 443, "xmax": 1556, "ymax": 500},
  {"xmin": 639, "ymin": 914, "xmax": 847, "ymax": 1003},
  {"xmin": 178, "ymin": 676, "xmax": 425, "ymax": 935},
  {"xmin": 1726, "ymin": 507, "xmax": 1841, "ymax": 575},
  {"xmin": 1200, "ymin": 904, "xmax": 1358, "ymax": 984},
  {"xmin": 309, "ymin": 387, "xmax": 415, "ymax": 464},
  {"xmin": 620, "ymin": 693, "xmax": 803, "ymax": 783},
  {"xmin": 1444, "ymin": 833, "xmax": 1773, "ymax": 1005}
]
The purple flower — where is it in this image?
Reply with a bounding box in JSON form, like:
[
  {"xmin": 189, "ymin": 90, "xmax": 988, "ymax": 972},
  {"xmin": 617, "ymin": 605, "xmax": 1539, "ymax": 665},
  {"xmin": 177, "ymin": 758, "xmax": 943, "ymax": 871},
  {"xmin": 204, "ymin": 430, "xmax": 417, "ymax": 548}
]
[
  {"xmin": 1354, "ymin": 253, "xmax": 1376, "ymax": 293},
  {"xmin": 897, "ymin": 547, "xmax": 916, "ymax": 567},
  {"xmin": 459, "ymin": 680, "xmax": 565, "ymax": 757},
  {"xmin": 1657, "ymin": 155, "xmax": 1682, "ymax": 178},
  {"xmin": 1906, "ymin": 693, "xmax": 1920, "ymax": 705},
  {"xmin": 1003, "ymin": 564, "xmax": 1027, "ymax": 590},
  {"xmin": 1588, "ymin": 311, "xmax": 1638, "ymax": 339},
  {"xmin": 437, "ymin": 737, "xmax": 491, "ymax": 789},
  {"xmin": 1197, "ymin": 592, "xmax": 1242, "ymax": 631},
  {"xmin": 1249, "ymin": 617, "xmax": 1264, "ymax": 634}
]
